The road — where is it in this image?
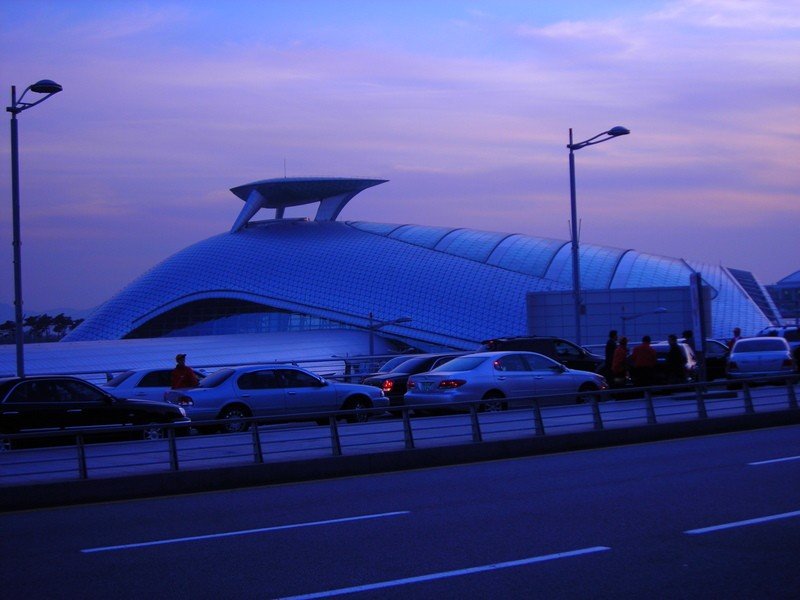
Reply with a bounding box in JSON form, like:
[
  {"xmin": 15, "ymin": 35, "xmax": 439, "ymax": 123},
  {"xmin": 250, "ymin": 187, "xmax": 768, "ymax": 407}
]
[{"xmin": 2, "ymin": 425, "xmax": 799, "ymax": 598}]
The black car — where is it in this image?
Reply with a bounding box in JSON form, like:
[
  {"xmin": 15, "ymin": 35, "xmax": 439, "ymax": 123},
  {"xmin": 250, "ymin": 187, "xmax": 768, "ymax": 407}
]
[
  {"xmin": 362, "ymin": 353, "xmax": 462, "ymax": 408},
  {"xmin": 479, "ymin": 337, "xmax": 603, "ymax": 372},
  {"xmin": 0, "ymin": 376, "xmax": 190, "ymax": 447}
]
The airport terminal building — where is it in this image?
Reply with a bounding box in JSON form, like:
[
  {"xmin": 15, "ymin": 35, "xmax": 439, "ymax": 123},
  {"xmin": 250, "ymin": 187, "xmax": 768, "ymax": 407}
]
[{"xmin": 62, "ymin": 177, "xmax": 779, "ymax": 359}]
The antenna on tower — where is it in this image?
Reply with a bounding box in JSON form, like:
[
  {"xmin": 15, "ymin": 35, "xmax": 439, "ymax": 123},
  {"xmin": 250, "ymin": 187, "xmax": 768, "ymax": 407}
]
[{"xmin": 284, "ymin": 158, "xmax": 287, "ymax": 178}]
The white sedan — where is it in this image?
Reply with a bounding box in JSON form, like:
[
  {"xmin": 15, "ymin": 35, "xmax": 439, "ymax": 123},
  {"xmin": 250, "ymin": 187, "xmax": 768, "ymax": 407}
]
[
  {"xmin": 726, "ymin": 336, "xmax": 795, "ymax": 380},
  {"xmin": 405, "ymin": 351, "xmax": 608, "ymax": 412},
  {"xmin": 164, "ymin": 364, "xmax": 388, "ymax": 432},
  {"xmin": 101, "ymin": 368, "xmax": 206, "ymax": 402}
]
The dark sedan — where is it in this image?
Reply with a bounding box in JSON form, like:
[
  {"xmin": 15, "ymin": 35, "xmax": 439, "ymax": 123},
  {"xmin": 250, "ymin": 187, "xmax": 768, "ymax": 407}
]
[
  {"xmin": 362, "ymin": 353, "xmax": 462, "ymax": 410},
  {"xmin": 0, "ymin": 376, "xmax": 190, "ymax": 448}
]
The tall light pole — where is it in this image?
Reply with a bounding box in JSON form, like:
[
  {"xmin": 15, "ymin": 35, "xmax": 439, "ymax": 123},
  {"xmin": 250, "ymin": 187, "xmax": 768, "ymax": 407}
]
[
  {"xmin": 567, "ymin": 125, "xmax": 629, "ymax": 346},
  {"xmin": 7, "ymin": 79, "xmax": 63, "ymax": 377}
]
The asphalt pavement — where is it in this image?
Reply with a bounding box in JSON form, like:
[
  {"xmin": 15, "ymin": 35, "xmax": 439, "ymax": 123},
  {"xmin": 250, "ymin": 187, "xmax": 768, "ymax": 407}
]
[{"xmin": 2, "ymin": 425, "xmax": 799, "ymax": 598}]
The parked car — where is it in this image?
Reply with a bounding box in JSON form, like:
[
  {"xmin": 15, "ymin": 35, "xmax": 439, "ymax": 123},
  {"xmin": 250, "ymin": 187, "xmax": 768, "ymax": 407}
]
[
  {"xmin": 101, "ymin": 367, "xmax": 206, "ymax": 402},
  {"xmin": 405, "ymin": 351, "xmax": 608, "ymax": 412},
  {"xmin": 0, "ymin": 376, "xmax": 190, "ymax": 447},
  {"xmin": 163, "ymin": 364, "xmax": 389, "ymax": 433},
  {"xmin": 726, "ymin": 337, "xmax": 795, "ymax": 382},
  {"xmin": 362, "ymin": 353, "xmax": 462, "ymax": 409},
  {"xmin": 479, "ymin": 337, "xmax": 603, "ymax": 372},
  {"xmin": 694, "ymin": 338, "xmax": 730, "ymax": 380},
  {"xmin": 756, "ymin": 326, "xmax": 800, "ymax": 351},
  {"xmin": 650, "ymin": 342, "xmax": 697, "ymax": 385}
]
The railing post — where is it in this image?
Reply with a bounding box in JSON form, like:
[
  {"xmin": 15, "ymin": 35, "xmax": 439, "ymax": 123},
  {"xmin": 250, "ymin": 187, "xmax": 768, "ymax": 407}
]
[
  {"xmin": 469, "ymin": 403, "xmax": 483, "ymax": 442},
  {"xmin": 787, "ymin": 379, "xmax": 798, "ymax": 410},
  {"xmin": 532, "ymin": 399, "xmax": 546, "ymax": 436},
  {"xmin": 742, "ymin": 383, "xmax": 755, "ymax": 414},
  {"xmin": 76, "ymin": 434, "xmax": 88, "ymax": 480},
  {"xmin": 328, "ymin": 416, "xmax": 342, "ymax": 456},
  {"xmin": 167, "ymin": 428, "xmax": 179, "ymax": 471},
  {"xmin": 695, "ymin": 384, "xmax": 708, "ymax": 419},
  {"xmin": 644, "ymin": 390, "xmax": 657, "ymax": 424},
  {"xmin": 251, "ymin": 421, "xmax": 264, "ymax": 464},
  {"xmin": 402, "ymin": 408, "xmax": 415, "ymax": 449},
  {"xmin": 591, "ymin": 396, "xmax": 604, "ymax": 430}
]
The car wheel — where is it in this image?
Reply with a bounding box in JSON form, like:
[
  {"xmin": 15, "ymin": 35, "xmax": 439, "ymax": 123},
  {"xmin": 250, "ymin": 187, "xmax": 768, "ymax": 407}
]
[
  {"xmin": 577, "ymin": 383, "xmax": 599, "ymax": 403},
  {"xmin": 480, "ymin": 393, "xmax": 506, "ymax": 412},
  {"xmin": 218, "ymin": 405, "xmax": 251, "ymax": 433},
  {"xmin": 142, "ymin": 424, "xmax": 165, "ymax": 441},
  {"xmin": 343, "ymin": 396, "xmax": 372, "ymax": 423}
]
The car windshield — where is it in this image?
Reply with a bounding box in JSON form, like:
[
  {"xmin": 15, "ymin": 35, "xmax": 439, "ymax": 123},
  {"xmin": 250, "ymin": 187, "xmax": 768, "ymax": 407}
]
[
  {"xmin": 105, "ymin": 371, "xmax": 135, "ymax": 387},
  {"xmin": 198, "ymin": 368, "xmax": 235, "ymax": 387},
  {"xmin": 379, "ymin": 356, "xmax": 414, "ymax": 372},
  {"xmin": 734, "ymin": 339, "xmax": 788, "ymax": 353},
  {"xmin": 432, "ymin": 356, "xmax": 486, "ymax": 372}
]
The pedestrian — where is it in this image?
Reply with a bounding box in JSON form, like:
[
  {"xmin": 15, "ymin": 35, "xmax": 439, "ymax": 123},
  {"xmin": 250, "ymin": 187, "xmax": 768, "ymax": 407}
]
[
  {"xmin": 727, "ymin": 327, "xmax": 742, "ymax": 351},
  {"xmin": 611, "ymin": 336, "xmax": 629, "ymax": 388},
  {"xmin": 171, "ymin": 353, "xmax": 199, "ymax": 389},
  {"xmin": 631, "ymin": 335, "xmax": 658, "ymax": 387},
  {"xmin": 665, "ymin": 334, "xmax": 685, "ymax": 384},
  {"xmin": 604, "ymin": 330, "xmax": 618, "ymax": 379}
]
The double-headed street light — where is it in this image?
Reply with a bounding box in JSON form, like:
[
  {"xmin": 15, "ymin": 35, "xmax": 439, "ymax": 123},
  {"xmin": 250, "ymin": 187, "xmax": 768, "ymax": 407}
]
[
  {"xmin": 7, "ymin": 79, "xmax": 63, "ymax": 377},
  {"xmin": 567, "ymin": 125, "xmax": 629, "ymax": 346}
]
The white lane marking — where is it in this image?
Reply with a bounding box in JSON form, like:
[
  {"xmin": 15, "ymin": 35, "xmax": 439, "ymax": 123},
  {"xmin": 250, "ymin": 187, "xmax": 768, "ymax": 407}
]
[
  {"xmin": 749, "ymin": 455, "xmax": 800, "ymax": 466},
  {"xmin": 276, "ymin": 546, "xmax": 612, "ymax": 599},
  {"xmin": 685, "ymin": 510, "xmax": 800, "ymax": 535},
  {"xmin": 81, "ymin": 510, "xmax": 410, "ymax": 554}
]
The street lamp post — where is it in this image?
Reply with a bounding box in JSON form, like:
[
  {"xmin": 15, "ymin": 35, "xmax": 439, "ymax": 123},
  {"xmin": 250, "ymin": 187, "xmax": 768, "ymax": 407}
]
[
  {"xmin": 7, "ymin": 79, "xmax": 62, "ymax": 377},
  {"xmin": 620, "ymin": 306, "xmax": 667, "ymax": 336},
  {"xmin": 567, "ymin": 125, "xmax": 629, "ymax": 346},
  {"xmin": 367, "ymin": 312, "xmax": 412, "ymax": 357}
]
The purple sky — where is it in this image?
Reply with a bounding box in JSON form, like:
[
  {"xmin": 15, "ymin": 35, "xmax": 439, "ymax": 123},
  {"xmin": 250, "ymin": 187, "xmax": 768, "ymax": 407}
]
[{"xmin": 1, "ymin": 1, "xmax": 799, "ymax": 314}]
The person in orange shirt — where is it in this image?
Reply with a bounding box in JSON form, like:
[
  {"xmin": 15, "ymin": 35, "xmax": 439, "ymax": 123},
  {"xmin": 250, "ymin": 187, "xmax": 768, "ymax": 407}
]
[
  {"xmin": 171, "ymin": 353, "xmax": 199, "ymax": 389},
  {"xmin": 630, "ymin": 335, "xmax": 657, "ymax": 387},
  {"xmin": 611, "ymin": 336, "xmax": 630, "ymax": 387}
]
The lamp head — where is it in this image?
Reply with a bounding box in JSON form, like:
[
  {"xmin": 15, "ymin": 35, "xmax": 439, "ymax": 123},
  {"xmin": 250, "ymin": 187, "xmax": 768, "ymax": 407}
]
[
  {"xmin": 29, "ymin": 79, "xmax": 63, "ymax": 94},
  {"xmin": 607, "ymin": 126, "xmax": 630, "ymax": 137}
]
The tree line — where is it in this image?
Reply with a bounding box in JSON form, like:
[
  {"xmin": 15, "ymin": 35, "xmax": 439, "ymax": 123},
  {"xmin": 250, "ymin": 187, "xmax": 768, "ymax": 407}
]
[{"xmin": 0, "ymin": 313, "xmax": 84, "ymax": 343}]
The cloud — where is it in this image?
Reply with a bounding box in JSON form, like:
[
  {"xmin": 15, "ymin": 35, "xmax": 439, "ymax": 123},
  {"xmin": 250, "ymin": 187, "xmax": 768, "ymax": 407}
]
[{"xmin": 652, "ymin": 0, "xmax": 800, "ymax": 29}]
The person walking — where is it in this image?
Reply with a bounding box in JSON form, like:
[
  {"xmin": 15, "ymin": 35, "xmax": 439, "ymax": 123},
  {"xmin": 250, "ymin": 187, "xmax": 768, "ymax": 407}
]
[
  {"xmin": 171, "ymin": 353, "xmax": 199, "ymax": 389},
  {"xmin": 611, "ymin": 336, "xmax": 629, "ymax": 388},
  {"xmin": 631, "ymin": 335, "xmax": 658, "ymax": 388},
  {"xmin": 665, "ymin": 334, "xmax": 685, "ymax": 385},
  {"xmin": 604, "ymin": 330, "xmax": 618, "ymax": 379}
]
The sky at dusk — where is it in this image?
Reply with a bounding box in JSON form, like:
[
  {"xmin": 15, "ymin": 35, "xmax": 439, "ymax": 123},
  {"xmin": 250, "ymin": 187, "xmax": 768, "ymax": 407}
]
[{"xmin": 1, "ymin": 0, "xmax": 799, "ymax": 316}]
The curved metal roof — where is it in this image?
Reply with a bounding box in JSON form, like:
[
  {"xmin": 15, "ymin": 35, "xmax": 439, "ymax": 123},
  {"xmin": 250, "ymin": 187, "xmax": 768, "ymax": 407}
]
[{"xmin": 66, "ymin": 219, "xmax": 774, "ymax": 346}]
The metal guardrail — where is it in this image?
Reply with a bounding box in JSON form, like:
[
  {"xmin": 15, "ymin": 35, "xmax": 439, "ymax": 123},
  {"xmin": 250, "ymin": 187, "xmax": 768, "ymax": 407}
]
[{"xmin": 1, "ymin": 374, "xmax": 798, "ymax": 486}]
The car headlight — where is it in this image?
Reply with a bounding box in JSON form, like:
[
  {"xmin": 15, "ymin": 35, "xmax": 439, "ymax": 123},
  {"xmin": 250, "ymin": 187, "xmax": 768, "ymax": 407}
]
[{"xmin": 178, "ymin": 406, "xmax": 187, "ymax": 417}]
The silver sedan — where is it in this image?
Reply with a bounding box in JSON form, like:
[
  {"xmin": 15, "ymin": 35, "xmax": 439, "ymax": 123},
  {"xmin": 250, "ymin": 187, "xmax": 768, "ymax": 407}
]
[
  {"xmin": 101, "ymin": 367, "xmax": 206, "ymax": 402},
  {"xmin": 405, "ymin": 351, "xmax": 608, "ymax": 412},
  {"xmin": 164, "ymin": 364, "xmax": 388, "ymax": 432},
  {"xmin": 726, "ymin": 337, "xmax": 795, "ymax": 380}
]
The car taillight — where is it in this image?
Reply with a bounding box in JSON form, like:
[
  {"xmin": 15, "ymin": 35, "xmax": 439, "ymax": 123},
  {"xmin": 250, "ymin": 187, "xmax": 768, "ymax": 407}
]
[
  {"xmin": 782, "ymin": 359, "xmax": 793, "ymax": 368},
  {"xmin": 438, "ymin": 379, "xmax": 466, "ymax": 389},
  {"xmin": 382, "ymin": 379, "xmax": 394, "ymax": 393},
  {"xmin": 407, "ymin": 379, "xmax": 417, "ymax": 390},
  {"xmin": 173, "ymin": 395, "xmax": 194, "ymax": 406}
]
